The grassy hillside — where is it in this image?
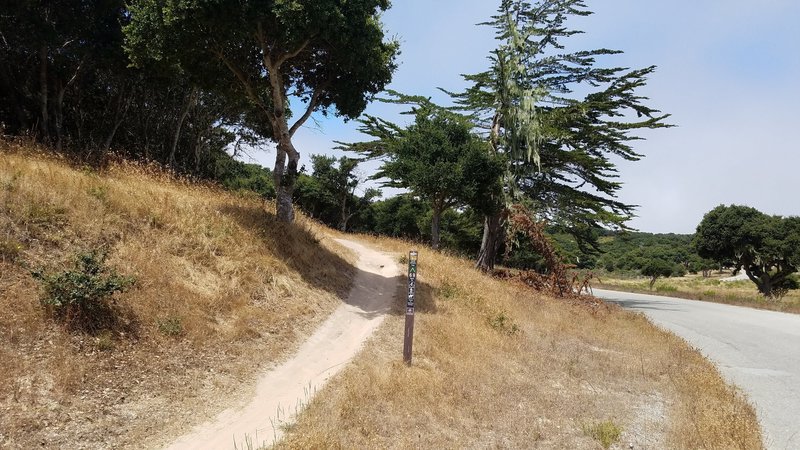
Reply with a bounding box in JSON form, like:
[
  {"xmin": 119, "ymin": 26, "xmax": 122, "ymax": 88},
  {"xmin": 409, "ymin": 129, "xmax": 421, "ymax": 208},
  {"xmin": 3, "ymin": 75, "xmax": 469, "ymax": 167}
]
[
  {"xmin": 1, "ymin": 141, "xmax": 763, "ymax": 449},
  {"xmin": 0, "ymin": 142, "xmax": 356, "ymax": 449},
  {"xmin": 283, "ymin": 236, "xmax": 763, "ymax": 449}
]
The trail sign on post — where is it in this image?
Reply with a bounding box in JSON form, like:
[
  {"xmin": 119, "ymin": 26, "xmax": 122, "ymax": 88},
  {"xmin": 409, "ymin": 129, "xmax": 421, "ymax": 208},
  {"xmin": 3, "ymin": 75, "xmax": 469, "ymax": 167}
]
[{"xmin": 403, "ymin": 250, "xmax": 418, "ymax": 365}]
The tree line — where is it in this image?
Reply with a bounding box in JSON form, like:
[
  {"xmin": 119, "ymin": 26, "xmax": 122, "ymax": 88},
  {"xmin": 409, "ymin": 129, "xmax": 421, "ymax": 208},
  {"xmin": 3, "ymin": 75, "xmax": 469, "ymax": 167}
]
[{"xmin": 3, "ymin": 0, "xmax": 673, "ymax": 279}]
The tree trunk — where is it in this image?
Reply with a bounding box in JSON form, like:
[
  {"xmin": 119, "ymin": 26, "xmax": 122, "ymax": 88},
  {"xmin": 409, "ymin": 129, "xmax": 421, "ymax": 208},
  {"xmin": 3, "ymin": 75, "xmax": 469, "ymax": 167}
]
[
  {"xmin": 746, "ymin": 267, "xmax": 773, "ymax": 298},
  {"xmin": 38, "ymin": 45, "xmax": 49, "ymax": 141},
  {"xmin": 102, "ymin": 90, "xmax": 131, "ymax": 154},
  {"xmin": 430, "ymin": 205, "xmax": 442, "ymax": 250},
  {"xmin": 273, "ymin": 136, "xmax": 299, "ymax": 223},
  {"xmin": 476, "ymin": 212, "xmax": 503, "ymax": 271},
  {"xmin": 54, "ymin": 82, "xmax": 65, "ymax": 152},
  {"xmin": 339, "ymin": 191, "xmax": 349, "ymax": 232},
  {"xmin": 168, "ymin": 88, "xmax": 197, "ymax": 168}
]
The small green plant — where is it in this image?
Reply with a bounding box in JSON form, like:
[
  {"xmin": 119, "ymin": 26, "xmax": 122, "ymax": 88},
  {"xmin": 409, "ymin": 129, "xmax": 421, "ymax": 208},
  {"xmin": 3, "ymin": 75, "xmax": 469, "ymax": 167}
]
[
  {"xmin": 1, "ymin": 171, "xmax": 21, "ymax": 192},
  {"xmin": 95, "ymin": 330, "xmax": 116, "ymax": 351},
  {"xmin": 583, "ymin": 420, "xmax": 622, "ymax": 449},
  {"xmin": 656, "ymin": 283, "xmax": 678, "ymax": 293},
  {"xmin": 437, "ymin": 282, "xmax": 459, "ymax": 299},
  {"xmin": 398, "ymin": 254, "xmax": 408, "ymax": 265},
  {"xmin": 87, "ymin": 185, "xmax": 108, "ymax": 201},
  {"xmin": 24, "ymin": 202, "xmax": 67, "ymax": 226},
  {"xmin": 32, "ymin": 250, "xmax": 135, "ymax": 332},
  {"xmin": 157, "ymin": 317, "xmax": 184, "ymax": 337},
  {"xmin": 489, "ymin": 311, "xmax": 520, "ymax": 336},
  {"xmin": 0, "ymin": 237, "xmax": 23, "ymax": 263}
]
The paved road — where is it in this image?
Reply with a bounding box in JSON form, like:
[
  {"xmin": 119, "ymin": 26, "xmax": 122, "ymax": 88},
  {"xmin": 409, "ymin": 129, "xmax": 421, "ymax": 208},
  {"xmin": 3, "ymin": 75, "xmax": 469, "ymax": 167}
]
[{"xmin": 593, "ymin": 289, "xmax": 800, "ymax": 450}]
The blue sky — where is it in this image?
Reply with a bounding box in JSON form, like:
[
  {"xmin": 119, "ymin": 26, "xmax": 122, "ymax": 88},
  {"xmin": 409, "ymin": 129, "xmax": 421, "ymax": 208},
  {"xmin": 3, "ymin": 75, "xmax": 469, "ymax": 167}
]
[{"xmin": 247, "ymin": 0, "xmax": 800, "ymax": 234}]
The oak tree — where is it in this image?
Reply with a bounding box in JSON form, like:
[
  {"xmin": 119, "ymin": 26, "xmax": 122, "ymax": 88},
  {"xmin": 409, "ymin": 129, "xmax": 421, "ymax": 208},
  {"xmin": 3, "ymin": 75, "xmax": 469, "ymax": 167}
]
[
  {"xmin": 695, "ymin": 205, "xmax": 800, "ymax": 298},
  {"xmin": 124, "ymin": 0, "xmax": 398, "ymax": 222}
]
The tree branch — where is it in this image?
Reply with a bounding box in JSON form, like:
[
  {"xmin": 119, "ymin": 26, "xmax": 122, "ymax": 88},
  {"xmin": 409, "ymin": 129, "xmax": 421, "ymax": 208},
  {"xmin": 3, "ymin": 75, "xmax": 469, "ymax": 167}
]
[
  {"xmin": 212, "ymin": 47, "xmax": 271, "ymax": 119},
  {"xmin": 277, "ymin": 37, "xmax": 313, "ymax": 68},
  {"xmin": 256, "ymin": 21, "xmax": 274, "ymax": 68},
  {"xmin": 289, "ymin": 86, "xmax": 324, "ymax": 137}
]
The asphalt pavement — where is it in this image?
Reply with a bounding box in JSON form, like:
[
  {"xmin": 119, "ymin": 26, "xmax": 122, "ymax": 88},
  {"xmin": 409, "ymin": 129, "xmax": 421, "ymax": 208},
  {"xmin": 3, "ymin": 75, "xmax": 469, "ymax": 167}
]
[{"xmin": 593, "ymin": 288, "xmax": 800, "ymax": 450}]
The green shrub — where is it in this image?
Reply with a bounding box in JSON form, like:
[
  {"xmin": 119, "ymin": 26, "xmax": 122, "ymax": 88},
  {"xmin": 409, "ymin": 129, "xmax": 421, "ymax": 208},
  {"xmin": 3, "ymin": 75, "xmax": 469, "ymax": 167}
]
[
  {"xmin": 488, "ymin": 311, "xmax": 520, "ymax": 336},
  {"xmin": 157, "ymin": 317, "xmax": 184, "ymax": 337},
  {"xmin": 24, "ymin": 203, "xmax": 67, "ymax": 226},
  {"xmin": 87, "ymin": 185, "xmax": 108, "ymax": 201},
  {"xmin": 32, "ymin": 250, "xmax": 135, "ymax": 332},
  {"xmin": 437, "ymin": 282, "xmax": 459, "ymax": 299},
  {"xmin": 0, "ymin": 238, "xmax": 23, "ymax": 263},
  {"xmin": 583, "ymin": 420, "xmax": 622, "ymax": 449},
  {"xmin": 656, "ymin": 283, "xmax": 678, "ymax": 293}
]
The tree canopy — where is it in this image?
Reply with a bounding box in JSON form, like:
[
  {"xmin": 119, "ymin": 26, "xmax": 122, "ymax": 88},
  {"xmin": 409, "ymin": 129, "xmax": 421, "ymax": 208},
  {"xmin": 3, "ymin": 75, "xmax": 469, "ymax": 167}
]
[
  {"xmin": 695, "ymin": 205, "xmax": 800, "ymax": 298},
  {"xmin": 355, "ymin": 106, "xmax": 504, "ymax": 249},
  {"xmin": 124, "ymin": 0, "xmax": 399, "ymax": 222},
  {"xmin": 450, "ymin": 0, "xmax": 671, "ymax": 269}
]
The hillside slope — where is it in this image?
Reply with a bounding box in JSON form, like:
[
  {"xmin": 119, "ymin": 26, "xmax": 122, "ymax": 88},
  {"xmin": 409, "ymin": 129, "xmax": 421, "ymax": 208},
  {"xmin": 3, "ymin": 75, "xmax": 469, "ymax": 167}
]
[
  {"xmin": 1, "ymin": 142, "xmax": 763, "ymax": 449},
  {"xmin": 0, "ymin": 142, "xmax": 356, "ymax": 449},
  {"xmin": 282, "ymin": 238, "xmax": 764, "ymax": 449}
]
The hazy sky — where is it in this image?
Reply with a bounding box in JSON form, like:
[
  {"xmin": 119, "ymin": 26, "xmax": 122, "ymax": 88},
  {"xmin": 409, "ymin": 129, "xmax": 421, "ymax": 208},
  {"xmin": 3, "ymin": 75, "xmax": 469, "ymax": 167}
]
[{"xmin": 248, "ymin": 0, "xmax": 800, "ymax": 234}]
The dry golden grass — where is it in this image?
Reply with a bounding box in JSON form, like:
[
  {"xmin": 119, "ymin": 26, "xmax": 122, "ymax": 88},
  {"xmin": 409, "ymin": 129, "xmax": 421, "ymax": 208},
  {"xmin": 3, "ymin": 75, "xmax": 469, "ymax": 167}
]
[
  {"xmin": 595, "ymin": 273, "xmax": 800, "ymax": 314},
  {"xmin": 0, "ymin": 141, "xmax": 356, "ymax": 449},
  {"xmin": 282, "ymin": 236, "xmax": 763, "ymax": 449},
  {"xmin": 0, "ymin": 141, "xmax": 763, "ymax": 449}
]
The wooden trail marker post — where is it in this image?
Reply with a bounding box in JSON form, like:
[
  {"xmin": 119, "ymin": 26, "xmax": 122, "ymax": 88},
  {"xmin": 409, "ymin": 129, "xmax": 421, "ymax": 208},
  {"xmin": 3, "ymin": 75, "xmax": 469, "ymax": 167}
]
[{"xmin": 403, "ymin": 250, "xmax": 418, "ymax": 365}]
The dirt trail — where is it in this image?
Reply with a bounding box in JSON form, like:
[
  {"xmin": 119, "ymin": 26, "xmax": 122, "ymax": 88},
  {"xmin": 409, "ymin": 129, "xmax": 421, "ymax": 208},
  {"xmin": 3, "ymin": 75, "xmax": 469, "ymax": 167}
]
[{"xmin": 165, "ymin": 238, "xmax": 400, "ymax": 450}]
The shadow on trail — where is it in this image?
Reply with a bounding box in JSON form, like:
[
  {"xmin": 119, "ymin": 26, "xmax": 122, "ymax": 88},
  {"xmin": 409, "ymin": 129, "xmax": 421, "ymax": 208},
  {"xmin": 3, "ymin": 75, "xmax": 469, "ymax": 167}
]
[{"xmin": 217, "ymin": 203, "xmax": 438, "ymax": 317}]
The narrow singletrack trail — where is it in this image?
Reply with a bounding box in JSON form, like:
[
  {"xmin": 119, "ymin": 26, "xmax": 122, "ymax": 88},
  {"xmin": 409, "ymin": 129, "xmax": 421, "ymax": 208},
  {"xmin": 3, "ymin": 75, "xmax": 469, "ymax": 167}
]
[{"xmin": 165, "ymin": 238, "xmax": 400, "ymax": 450}]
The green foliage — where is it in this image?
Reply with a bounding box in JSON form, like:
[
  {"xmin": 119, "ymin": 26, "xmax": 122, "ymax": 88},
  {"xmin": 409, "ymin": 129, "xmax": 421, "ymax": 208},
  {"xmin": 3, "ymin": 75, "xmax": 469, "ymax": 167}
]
[
  {"xmin": 642, "ymin": 258, "xmax": 675, "ymax": 289},
  {"xmin": 488, "ymin": 311, "xmax": 520, "ymax": 336},
  {"xmin": 157, "ymin": 317, "xmax": 184, "ymax": 337},
  {"xmin": 369, "ymin": 195, "xmax": 428, "ymax": 239},
  {"xmin": 293, "ymin": 155, "xmax": 378, "ymax": 231},
  {"xmin": 32, "ymin": 250, "xmax": 136, "ymax": 332},
  {"xmin": 216, "ymin": 159, "xmax": 276, "ymax": 199},
  {"xmin": 87, "ymin": 185, "xmax": 108, "ymax": 202},
  {"xmin": 24, "ymin": 203, "xmax": 68, "ymax": 227},
  {"xmin": 437, "ymin": 282, "xmax": 460, "ymax": 300},
  {"xmin": 125, "ymin": 0, "xmax": 399, "ymax": 221},
  {"xmin": 0, "ymin": 238, "xmax": 23, "ymax": 264},
  {"xmin": 374, "ymin": 107, "xmax": 504, "ymax": 214},
  {"xmin": 583, "ymin": 420, "xmax": 622, "ymax": 449},
  {"xmin": 695, "ymin": 205, "xmax": 800, "ymax": 298},
  {"xmin": 95, "ymin": 331, "xmax": 116, "ymax": 351},
  {"xmin": 0, "ymin": 0, "xmax": 243, "ymax": 174},
  {"xmin": 656, "ymin": 283, "xmax": 678, "ymax": 293},
  {"xmin": 349, "ymin": 101, "xmax": 504, "ymax": 249},
  {"xmin": 448, "ymin": 0, "xmax": 671, "ymax": 269}
]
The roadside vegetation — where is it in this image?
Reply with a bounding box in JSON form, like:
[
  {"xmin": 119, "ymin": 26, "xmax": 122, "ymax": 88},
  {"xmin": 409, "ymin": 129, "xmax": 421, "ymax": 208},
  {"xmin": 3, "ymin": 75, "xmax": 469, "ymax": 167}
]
[
  {"xmin": 282, "ymin": 234, "xmax": 763, "ymax": 449},
  {"xmin": 0, "ymin": 0, "xmax": 777, "ymax": 447},
  {"xmin": 593, "ymin": 273, "xmax": 800, "ymax": 314},
  {"xmin": 1, "ymin": 142, "xmax": 764, "ymax": 449}
]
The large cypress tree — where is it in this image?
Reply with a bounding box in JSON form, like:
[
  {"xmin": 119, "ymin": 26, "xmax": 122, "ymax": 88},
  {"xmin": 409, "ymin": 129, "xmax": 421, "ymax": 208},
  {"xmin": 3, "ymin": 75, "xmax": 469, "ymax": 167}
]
[{"xmin": 451, "ymin": 0, "xmax": 671, "ymax": 270}]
